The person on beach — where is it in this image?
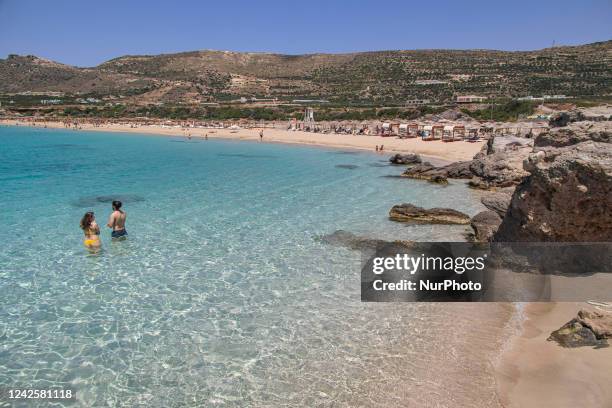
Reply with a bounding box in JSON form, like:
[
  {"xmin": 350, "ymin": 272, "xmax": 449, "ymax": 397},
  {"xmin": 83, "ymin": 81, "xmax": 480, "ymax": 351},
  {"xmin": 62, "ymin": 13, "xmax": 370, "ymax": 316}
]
[
  {"xmin": 80, "ymin": 211, "xmax": 101, "ymax": 249},
  {"xmin": 259, "ymin": 129, "xmax": 264, "ymax": 142},
  {"xmin": 375, "ymin": 145, "xmax": 379, "ymax": 152},
  {"xmin": 380, "ymin": 145, "xmax": 384, "ymax": 152},
  {"xmin": 107, "ymin": 200, "xmax": 128, "ymax": 239}
]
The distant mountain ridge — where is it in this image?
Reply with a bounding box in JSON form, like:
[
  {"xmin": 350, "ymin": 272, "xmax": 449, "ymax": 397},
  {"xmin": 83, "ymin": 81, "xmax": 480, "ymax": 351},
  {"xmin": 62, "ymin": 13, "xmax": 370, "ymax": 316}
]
[{"xmin": 1, "ymin": 40, "xmax": 610, "ymax": 105}]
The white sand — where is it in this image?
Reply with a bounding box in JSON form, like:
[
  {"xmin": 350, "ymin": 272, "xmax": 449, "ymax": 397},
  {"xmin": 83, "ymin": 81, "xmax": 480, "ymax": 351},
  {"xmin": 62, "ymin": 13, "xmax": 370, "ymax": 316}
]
[{"xmin": 1, "ymin": 120, "xmax": 485, "ymax": 163}]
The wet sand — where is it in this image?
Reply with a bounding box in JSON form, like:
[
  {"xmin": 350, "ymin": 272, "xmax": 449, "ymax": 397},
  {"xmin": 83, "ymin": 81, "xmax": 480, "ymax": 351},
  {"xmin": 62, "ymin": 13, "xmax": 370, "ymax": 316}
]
[
  {"xmin": 1, "ymin": 120, "xmax": 485, "ymax": 162},
  {"xmin": 496, "ymin": 302, "xmax": 612, "ymax": 408}
]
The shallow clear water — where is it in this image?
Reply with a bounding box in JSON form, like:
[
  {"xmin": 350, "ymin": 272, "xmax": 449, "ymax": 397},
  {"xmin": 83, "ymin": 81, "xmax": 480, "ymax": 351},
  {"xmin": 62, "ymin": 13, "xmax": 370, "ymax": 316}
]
[{"xmin": 0, "ymin": 126, "xmax": 509, "ymax": 407}]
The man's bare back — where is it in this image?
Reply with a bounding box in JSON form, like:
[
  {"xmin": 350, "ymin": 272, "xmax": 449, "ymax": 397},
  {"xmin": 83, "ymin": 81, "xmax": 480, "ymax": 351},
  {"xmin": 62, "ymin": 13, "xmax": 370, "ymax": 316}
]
[
  {"xmin": 107, "ymin": 200, "xmax": 128, "ymax": 239},
  {"xmin": 108, "ymin": 210, "xmax": 126, "ymax": 231}
]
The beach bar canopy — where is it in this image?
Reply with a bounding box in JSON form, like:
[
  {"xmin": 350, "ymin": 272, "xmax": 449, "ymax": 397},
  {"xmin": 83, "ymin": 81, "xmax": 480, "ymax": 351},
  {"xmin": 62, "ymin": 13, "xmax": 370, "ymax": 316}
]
[
  {"xmin": 432, "ymin": 125, "xmax": 444, "ymax": 140},
  {"xmin": 422, "ymin": 125, "xmax": 434, "ymax": 141},
  {"xmin": 442, "ymin": 125, "xmax": 455, "ymax": 142},
  {"xmin": 398, "ymin": 123, "xmax": 419, "ymax": 138},
  {"xmin": 390, "ymin": 122, "xmax": 400, "ymax": 135}
]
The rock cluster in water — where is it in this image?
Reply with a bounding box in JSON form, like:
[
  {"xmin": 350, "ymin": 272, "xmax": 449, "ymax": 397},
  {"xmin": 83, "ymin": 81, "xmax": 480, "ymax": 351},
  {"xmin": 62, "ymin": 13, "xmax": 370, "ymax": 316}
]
[
  {"xmin": 393, "ymin": 117, "xmax": 611, "ymax": 243},
  {"xmin": 389, "ymin": 153, "xmax": 422, "ymax": 165}
]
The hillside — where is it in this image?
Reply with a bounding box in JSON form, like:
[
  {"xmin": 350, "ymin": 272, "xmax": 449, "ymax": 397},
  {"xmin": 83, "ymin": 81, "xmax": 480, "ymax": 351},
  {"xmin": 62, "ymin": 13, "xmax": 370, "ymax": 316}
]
[{"xmin": 1, "ymin": 41, "xmax": 610, "ymax": 106}]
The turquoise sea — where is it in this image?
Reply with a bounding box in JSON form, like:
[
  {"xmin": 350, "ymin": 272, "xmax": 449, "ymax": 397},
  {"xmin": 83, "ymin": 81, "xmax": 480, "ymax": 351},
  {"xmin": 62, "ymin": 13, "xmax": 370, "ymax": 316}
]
[{"xmin": 0, "ymin": 126, "xmax": 511, "ymax": 407}]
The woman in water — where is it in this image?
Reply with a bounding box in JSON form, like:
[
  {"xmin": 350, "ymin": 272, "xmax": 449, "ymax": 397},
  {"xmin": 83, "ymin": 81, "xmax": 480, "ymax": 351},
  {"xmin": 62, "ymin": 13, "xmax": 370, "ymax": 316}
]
[{"xmin": 80, "ymin": 211, "xmax": 101, "ymax": 249}]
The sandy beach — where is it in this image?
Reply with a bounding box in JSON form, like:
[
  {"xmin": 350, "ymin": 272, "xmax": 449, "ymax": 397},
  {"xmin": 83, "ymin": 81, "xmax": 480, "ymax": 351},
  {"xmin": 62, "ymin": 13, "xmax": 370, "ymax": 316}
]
[
  {"xmin": 0, "ymin": 119, "xmax": 485, "ymax": 163},
  {"xmin": 496, "ymin": 302, "xmax": 612, "ymax": 408}
]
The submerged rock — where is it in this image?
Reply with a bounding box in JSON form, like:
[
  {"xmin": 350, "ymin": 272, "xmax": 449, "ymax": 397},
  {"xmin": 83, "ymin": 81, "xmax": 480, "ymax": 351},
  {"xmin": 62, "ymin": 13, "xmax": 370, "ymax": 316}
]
[
  {"xmin": 72, "ymin": 194, "xmax": 145, "ymax": 208},
  {"xmin": 335, "ymin": 164, "xmax": 359, "ymax": 169},
  {"xmin": 389, "ymin": 153, "xmax": 422, "ymax": 165},
  {"xmin": 389, "ymin": 204, "xmax": 471, "ymax": 224},
  {"xmin": 429, "ymin": 175, "xmax": 448, "ymax": 184},
  {"xmin": 470, "ymin": 210, "xmax": 502, "ymax": 242},
  {"xmin": 548, "ymin": 309, "xmax": 612, "ymax": 348},
  {"xmin": 317, "ymin": 230, "xmax": 408, "ymax": 251}
]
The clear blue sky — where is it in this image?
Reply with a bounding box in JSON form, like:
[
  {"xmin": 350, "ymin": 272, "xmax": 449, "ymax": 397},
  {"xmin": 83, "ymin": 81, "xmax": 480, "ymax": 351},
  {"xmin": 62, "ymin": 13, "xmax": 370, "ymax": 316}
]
[{"xmin": 1, "ymin": 0, "xmax": 610, "ymax": 67}]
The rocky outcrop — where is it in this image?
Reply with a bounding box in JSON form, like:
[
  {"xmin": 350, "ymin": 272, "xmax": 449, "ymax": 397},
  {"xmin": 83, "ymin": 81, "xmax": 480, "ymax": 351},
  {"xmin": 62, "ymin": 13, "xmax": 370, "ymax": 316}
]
[
  {"xmin": 494, "ymin": 140, "xmax": 612, "ymax": 242},
  {"xmin": 548, "ymin": 110, "xmax": 585, "ymax": 128},
  {"xmin": 468, "ymin": 149, "xmax": 530, "ymax": 189},
  {"xmin": 534, "ymin": 124, "xmax": 611, "ymax": 147},
  {"xmin": 548, "ymin": 309, "xmax": 612, "ymax": 348},
  {"xmin": 481, "ymin": 135, "xmax": 534, "ymax": 155},
  {"xmin": 481, "ymin": 190, "xmax": 513, "ymax": 217},
  {"xmin": 401, "ymin": 161, "xmax": 471, "ymax": 182},
  {"xmin": 389, "ymin": 204, "xmax": 471, "ymax": 224},
  {"xmin": 389, "ymin": 153, "xmax": 421, "ymax": 165},
  {"xmin": 470, "ymin": 210, "xmax": 502, "ymax": 242},
  {"xmin": 443, "ymin": 161, "xmax": 473, "ymax": 178},
  {"xmin": 401, "ymin": 136, "xmax": 531, "ymax": 189}
]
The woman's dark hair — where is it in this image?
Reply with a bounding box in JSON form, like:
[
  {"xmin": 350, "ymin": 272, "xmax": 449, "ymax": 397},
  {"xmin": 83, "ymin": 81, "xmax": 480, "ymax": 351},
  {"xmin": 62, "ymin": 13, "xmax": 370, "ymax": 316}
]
[
  {"xmin": 80, "ymin": 212, "xmax": 95, "ymax": 230},
  {"xmin": 112, "ymin": 200, "xmax": 122, "ymax": 210}
]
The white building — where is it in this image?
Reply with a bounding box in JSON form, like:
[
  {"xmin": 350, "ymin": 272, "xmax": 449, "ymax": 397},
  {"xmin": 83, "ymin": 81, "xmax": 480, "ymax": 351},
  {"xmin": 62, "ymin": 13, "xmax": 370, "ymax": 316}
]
[{"xmin": 456, "ymin": 95, "xmax": 486, "ymax": 103}]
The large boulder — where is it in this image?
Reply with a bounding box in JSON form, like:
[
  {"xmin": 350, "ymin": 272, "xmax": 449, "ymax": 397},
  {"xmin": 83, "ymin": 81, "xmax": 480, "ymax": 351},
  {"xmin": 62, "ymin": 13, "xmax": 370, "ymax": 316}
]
[
  {"xmin": 495, "ymin": 140, "xmax": 612, "ymax": 242},
  {"xmin": 548, "ymin": 309, "xmax": 612, "ymax": 348},
  {"xmin": 470, "ymin": 210, "xmax": 502, "ymax": 242},
  {"xmin": 468, "ymin": 149, "xmax": 530, "ymax": 188},
  {"xmin": 389, "ymin": 153, "xmax": 422, "ymax": 165},
  {"xmin": 481, "ymin": 190, "xmax": 514, "ymax": 217},
  {"xmin": 389, "ymin": 204, "xmax": 471, "ymax": 224}
]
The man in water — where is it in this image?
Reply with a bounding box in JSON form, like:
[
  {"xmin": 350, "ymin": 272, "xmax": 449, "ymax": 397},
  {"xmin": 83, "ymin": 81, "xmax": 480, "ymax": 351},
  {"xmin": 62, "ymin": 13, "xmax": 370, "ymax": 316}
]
[{"xmin": 107, "ymin": 200, "xmax": 128, "ymax": 239}]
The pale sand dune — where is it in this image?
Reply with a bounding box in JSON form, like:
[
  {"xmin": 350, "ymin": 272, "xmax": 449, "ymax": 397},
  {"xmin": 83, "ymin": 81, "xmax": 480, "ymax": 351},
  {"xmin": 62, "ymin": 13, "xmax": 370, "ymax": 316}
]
[
  {"xmin": 1, "ymin": 120, "xmax": 485, "ymax": 163},
  {"xmin": 496, "ymin": 302, "xmax": 612, "ymax": 408}
]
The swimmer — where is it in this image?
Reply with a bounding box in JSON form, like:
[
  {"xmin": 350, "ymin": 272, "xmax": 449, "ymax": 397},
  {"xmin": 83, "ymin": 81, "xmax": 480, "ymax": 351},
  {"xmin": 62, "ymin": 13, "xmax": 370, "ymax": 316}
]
[
  {"xmin": 107, "ymin": 200, "xmax": 128, "ymax": 239},
  {"xmin": 80, "ymin": 211, "xmax": 101, "ymax": 249}
]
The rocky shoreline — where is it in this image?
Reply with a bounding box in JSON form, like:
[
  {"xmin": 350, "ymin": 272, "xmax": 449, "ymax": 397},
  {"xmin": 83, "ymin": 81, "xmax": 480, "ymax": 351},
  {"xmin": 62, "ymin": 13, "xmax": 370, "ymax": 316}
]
[{"xmin": 395, "ymin": 113, "xmax": 612, "ymax": 340}]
